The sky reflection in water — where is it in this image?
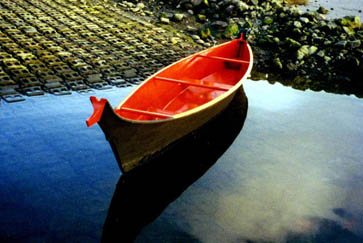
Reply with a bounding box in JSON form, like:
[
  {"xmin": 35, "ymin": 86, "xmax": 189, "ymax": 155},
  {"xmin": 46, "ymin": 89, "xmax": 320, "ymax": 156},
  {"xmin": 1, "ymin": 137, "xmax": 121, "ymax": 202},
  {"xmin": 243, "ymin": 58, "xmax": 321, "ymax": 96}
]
[
  {"xmin": 0, "ymin": 81, "xmax": 362, "ymax": 242},
  {"xmin": 136, "ymin": 81, "xmax": 363, "ymax": 242}
]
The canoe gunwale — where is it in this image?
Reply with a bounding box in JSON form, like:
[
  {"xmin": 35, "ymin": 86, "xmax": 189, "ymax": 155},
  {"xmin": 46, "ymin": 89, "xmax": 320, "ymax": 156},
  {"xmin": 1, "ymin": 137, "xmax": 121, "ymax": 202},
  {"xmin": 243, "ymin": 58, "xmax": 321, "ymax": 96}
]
[
  {"xmin": 114, "ymin": 41, "xmax": 253, "ymax": 125},
  {"xmin": 88, "ymin": 38, "xmax": 253, "ymax": 173}
]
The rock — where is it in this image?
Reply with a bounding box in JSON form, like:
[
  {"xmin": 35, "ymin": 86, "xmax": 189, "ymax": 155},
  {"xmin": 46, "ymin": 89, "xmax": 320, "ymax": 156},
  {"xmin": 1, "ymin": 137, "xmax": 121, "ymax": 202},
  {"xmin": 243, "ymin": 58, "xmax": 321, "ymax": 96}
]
[
  {"xmin": 200, "ymin": 27, "xmax": 211, "ymax": 39},
  {"xmin": 351, "ymin": 16, "xmax": 361, "ymax": 28},
  {"xmin": 203, "ymin": 42, "xmax": 212, "ymax": 47},
  {"xmin": 244, "ymin": 19, "xmax": 253, "ymax": 28},
  {"xmin": 324, "ymin": 56, "xmax": 331, "ymax": 63},
  {"xmin": 300, "ymin": 17, "xmax": 309, "ymax": 24},
  {"xmin": 196, "ymin": 39, "xmax": 205, "ymax": 44},
  {"xmin": 186, "ymin": 26, "xmax": 198, "ymax": 33},
  {"xmin": 144, "ymin": 11, "xmax": 153, "ymax": 16},
  {"xmin": 191, "ymin": 35, "xmax": 200, "ymax": 40},
  {"xmin": 184, "ymin": 3, "xmax": 193, "ymax": 9},
  {"xmin": 273, "ymin": 37, "xmax": 280, "ymax": 45},
  {"xmin": 123, "ymin": 69, "xmax": 137, "ymax": 78},
  {"xmin": 343, "ymin": 27, "xmax": 355, "ymax": 36},
  {"xmin": 173, "ymin": 13, "xmax": 184, "ymax": 21},
  {"xmin": 197, "ymin": 14, "xmax": 207, "ymax": 22},
  {"xmin": 160, "ymin": 17, "xmax": 170, "ymax": 24},
  {"xmin": 264, "ymin": 17, "xmax": 273, "ymax": 25},
  {"xmin": 289, "ymin": 6, "xmax": 303, "ymax": 17},
  {"xmin": 308, "ymin": 46, "xmax": 318, "ymax": 55},
  {"xmin": 297, "ymin": 45, "xmax": 309, "ymax": 60},
  {"xmin": 273, "ymin": 57, "xmax": 283, "ymax": 69},
  {"xmin": 235, "ymin": 1, "xmax": 249, "ymax": 11},
  {"xmin": 317, "ymin": 6, "xmax": 328, "ymax": 14},
  {"xmin": 337, "ymin": 17, "xmax": 350, "ymax": 26},
  {"xmin": 136, "ymin": 2, "xmax": 145, "ymax": 9},
  {"xmin": 191, "ymin": 0, "xmax": 203, "ymax": 7},
  {"xmin": 349, "ymin": 40, "xmax": 361, "ymax": 48},
  {"xmin": 300, "ymin": 36, "xmax": 307, "ymax": 42},
  {"xmin": 335, "ymin": 40, "xmax": 347, "ymax": 47},
  {"xmin": 225, "ymin": 5, "xmax": 235, "ymax": 16},
  {"xmin": 160, "ymin": 12, "xmax": 170, "ymax": 18},
  {"xmin": 339, "ymin": 16, "xmax": 362, "ymax": 29},
  {"xmin": 317, "ymin": 50, "xmax": 325, "ymax": 57},
  {"xmin": 224, "ymin": 23, "xmax": 239, "ymax": 38},
  {"xmin": 286, "ymin": 38, "xmax": 302, "ymax": 48},
  {"xmin": 124, "ymin": 2, "xmax": 134, "ymax": 8},
  {"xmin": 212, "ymin": 20, "xmax": 228, "ymax": 30},
  {"xmin": 170, "ymin": 37, "xmax": 180, "ymax": 45},
  {"xmin": 293, "ymin": 21, "xmax": 302, "ymax": 28},
  {"xmin": 286, "ymin": 62, "xmax": 297, "ymax": 71}
]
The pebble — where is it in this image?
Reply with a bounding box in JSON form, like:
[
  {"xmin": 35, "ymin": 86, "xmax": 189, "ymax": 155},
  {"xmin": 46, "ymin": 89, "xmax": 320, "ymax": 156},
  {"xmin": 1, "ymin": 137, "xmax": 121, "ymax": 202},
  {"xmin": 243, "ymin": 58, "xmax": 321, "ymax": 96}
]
[
  {"xmin": 160, "ymin": 17, "xmax": 170, "ymax": 24},
  {"xmin": 174, "ymin": 13, "xmax": 184, "ymax": 21}
]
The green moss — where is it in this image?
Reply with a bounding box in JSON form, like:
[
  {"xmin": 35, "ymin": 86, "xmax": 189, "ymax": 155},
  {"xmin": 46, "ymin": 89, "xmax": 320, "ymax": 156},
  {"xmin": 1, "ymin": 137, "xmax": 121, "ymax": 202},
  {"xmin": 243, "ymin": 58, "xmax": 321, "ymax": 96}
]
[
  {"xmin": 223, "ymin": 23, "xmax": 239, "ymax": 38},
  {"xmin": 200, "ymin": 27, "xmax": 211, "ymax": 39},
  {"xmin": 264, "ymin": 17, "xmax": 274, "ymax": 25}
]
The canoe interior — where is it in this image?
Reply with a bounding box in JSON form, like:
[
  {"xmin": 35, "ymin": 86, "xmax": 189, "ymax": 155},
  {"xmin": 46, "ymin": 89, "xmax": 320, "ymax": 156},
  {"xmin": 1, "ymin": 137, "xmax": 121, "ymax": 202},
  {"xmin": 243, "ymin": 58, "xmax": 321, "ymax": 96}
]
[{"xmin": 116, "ymin": 39, "xmax": 251, "ymax": 121}]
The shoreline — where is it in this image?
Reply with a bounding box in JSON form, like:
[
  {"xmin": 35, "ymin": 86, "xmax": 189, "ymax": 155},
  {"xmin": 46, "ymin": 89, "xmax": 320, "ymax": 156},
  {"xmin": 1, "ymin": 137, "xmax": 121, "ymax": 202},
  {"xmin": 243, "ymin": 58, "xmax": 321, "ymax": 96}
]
[
  {"xmin": 139, "ymin": 0, "xmax": 363, "ymax": 97},
  {"xmin": 298, "ymin": 0, "xmax": 363, "ymax": 20},
  {"xmin": 0, "ymin": 0, "xmax": 362, "ymax": 103}
]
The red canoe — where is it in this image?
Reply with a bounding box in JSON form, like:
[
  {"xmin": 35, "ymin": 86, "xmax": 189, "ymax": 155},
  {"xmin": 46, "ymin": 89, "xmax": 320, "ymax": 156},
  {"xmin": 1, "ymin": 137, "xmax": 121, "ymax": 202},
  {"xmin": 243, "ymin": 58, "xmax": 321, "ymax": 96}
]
[{"xmin": 87, "ymin": 35, "xmax": 253, "ymax": 173}]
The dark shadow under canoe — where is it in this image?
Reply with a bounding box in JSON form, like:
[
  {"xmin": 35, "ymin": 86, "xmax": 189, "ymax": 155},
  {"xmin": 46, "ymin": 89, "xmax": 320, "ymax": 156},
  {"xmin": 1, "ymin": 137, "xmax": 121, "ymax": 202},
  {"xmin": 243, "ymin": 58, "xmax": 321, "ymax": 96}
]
[{"xmin": 102, "ymin": 86, "xmax": 249, "ymax": 243}]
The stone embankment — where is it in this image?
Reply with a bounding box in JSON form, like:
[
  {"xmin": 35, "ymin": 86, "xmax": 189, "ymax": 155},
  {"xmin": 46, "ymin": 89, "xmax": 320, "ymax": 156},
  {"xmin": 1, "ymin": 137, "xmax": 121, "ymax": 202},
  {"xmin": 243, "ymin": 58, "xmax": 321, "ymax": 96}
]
[
  {"xmin": 1, "ymin": 0, "xmax": 362, "ymax": 102},
  {"xmin": 0, "ymin": 0, "xmax": 201, "ymax": 102},
  {"xmin": 123, "ymin": 0, "xmax": 363, "ymax": 96}
]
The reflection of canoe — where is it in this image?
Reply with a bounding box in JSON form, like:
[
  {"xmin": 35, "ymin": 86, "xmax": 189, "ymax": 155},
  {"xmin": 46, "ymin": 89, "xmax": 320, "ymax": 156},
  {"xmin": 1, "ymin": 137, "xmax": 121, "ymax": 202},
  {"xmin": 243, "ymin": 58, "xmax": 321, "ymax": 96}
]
[
  {"xmin": 86, "ymin": 35, "xmax": 253, "ymax": 173},
  {"xmin": 102, "ymin": 86, "xmax": 248, "ymax": 242}
]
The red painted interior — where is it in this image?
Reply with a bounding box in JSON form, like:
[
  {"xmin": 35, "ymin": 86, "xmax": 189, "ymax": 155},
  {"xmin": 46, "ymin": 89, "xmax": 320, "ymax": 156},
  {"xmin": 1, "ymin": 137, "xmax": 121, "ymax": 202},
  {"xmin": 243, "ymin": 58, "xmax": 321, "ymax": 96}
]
[{"xmin": 115, "ymin": 39, "xmax": 250, "ymax": 121}]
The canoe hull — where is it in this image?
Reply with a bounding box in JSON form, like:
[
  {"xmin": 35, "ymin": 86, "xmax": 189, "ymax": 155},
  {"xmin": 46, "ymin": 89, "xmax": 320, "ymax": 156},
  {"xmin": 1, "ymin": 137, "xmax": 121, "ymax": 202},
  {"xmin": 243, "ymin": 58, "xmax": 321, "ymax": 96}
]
[
  {"xmin": 89, "ymin": 37, "xmax": 253, "ymax": 173},
  {"xmin": 98, "ymin": 85, "xmax": 242, "ymax": 173}
]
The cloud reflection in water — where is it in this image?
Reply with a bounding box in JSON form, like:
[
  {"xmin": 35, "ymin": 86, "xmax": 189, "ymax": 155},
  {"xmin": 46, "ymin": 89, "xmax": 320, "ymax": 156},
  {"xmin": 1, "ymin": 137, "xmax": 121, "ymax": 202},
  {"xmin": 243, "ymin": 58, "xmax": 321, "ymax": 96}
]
[{"xmin": 138, "ymin": 81, "xmax": 363, "ymax": 243}]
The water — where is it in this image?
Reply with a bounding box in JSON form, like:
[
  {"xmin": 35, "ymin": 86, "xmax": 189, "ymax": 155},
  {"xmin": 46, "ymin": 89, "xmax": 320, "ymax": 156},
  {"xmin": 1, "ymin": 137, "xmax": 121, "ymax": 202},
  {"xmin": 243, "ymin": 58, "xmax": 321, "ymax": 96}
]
[
  {"xmin": 299, "ymin": 0, "xmax": 363, "ymax": 19},
  {"xmin": 0, "ymin": 81, "xmax": 362, "ymax": 242}
]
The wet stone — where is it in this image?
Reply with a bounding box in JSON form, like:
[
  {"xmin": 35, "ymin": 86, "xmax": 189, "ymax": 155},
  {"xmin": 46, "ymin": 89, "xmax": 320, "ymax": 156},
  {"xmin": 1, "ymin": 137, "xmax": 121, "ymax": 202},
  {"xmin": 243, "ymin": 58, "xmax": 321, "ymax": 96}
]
[
  {"xmin": 160, "ymin": 17, "xmax": 170, "ymax": 24},
  {"xmin": 89, "ymin": 82, "xmax": 112, "ymax": 90},
  {"xmin": 106, "ymin": 76, "xmax": 126, "ymax": 86},
  {"xmin": 1, "ymin": 93, "xmax": 25, "ymax": 103},
  {"xmin": 123, "ymin": 69, "xmax": 138, "ymax": 79},
  {"xmin": 0, "ymin": 87, "xmax": 18, "ymax": 96},
  {"xmin": 21, "ymin": 86, "xmax": 45, "ymax": 96},
  {"xmin": 0, "ymin": 0, "xmax": 204, "ymax": 100},
  {"xmin": 48, "ymin": 86, "xmax": 72, "ymax": 96},
  {"xmin": 173, "ymin": 13, "xmax": 184, "ymax": 22}
]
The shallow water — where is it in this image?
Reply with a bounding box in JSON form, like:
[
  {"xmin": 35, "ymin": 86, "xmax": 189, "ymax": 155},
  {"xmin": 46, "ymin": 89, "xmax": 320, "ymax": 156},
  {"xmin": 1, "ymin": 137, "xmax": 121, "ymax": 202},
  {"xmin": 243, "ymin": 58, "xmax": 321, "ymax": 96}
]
[
  {"xmin": 135, "ymin": 81, "xmax": 363, "ymax": 242},
  {"xmin": 299, "ymin": 0, "xmax": 363, "ymax": 19},
  {"xmin": 0, "ymin": 81, "xmax": 362, "ymax": 242}
]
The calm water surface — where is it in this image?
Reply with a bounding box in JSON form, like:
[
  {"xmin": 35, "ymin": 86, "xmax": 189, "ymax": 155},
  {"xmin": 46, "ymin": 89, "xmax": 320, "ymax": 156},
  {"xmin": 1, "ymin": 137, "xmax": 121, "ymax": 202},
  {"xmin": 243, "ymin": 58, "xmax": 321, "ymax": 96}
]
[
  {"xmin": 0, "ymin": 81, "xmax": 362, "ymax": 242},
  {"xmin": 299, "ymin": 0, "xmax": 363, "ymax": 19}
]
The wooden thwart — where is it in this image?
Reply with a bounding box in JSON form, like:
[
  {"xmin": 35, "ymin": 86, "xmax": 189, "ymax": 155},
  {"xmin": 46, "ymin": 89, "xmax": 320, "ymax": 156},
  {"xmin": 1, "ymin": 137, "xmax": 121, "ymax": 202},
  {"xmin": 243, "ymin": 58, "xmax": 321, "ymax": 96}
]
[
  {"xmin": 154, "ymin": 76, "xmax": 230, "ymax": 91},
  {"xmin": 196, "ymin": 55, "xmax": 250, "ymax": 64},
  {"xmin": 119, "ymin": 107, "xmax": 173, "ymax": 118}
]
